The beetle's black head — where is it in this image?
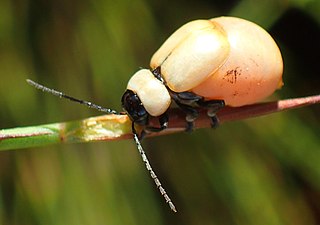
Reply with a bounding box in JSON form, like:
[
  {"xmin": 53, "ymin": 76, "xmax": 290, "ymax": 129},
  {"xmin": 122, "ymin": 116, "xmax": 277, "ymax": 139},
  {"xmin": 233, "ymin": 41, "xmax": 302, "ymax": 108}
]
[{"xmin": 121, "ymin": 90, "xmax": 149, "ymax": 125}]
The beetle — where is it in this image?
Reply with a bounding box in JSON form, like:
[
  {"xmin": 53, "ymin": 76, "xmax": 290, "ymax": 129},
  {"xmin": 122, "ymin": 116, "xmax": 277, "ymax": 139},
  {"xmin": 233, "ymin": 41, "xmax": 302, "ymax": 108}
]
[
  {"xmin": 27, "ymin": 16, "xmax": 283, "ymax": 212},
  {"xmin": 122, "ymin": 16, "xmax": 283, "ymax": 135}
]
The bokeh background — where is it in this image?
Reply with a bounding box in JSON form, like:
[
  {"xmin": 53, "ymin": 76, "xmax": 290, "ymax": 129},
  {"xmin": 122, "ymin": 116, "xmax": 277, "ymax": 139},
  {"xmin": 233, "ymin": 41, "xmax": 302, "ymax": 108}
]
[{"xmin": 1, "ymin": 0, "xmax": 320, "ymax": 224}]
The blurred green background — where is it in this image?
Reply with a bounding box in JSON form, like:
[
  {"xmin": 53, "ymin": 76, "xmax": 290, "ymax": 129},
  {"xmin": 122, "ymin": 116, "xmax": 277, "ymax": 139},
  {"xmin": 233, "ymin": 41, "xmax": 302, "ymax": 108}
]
[{"xmin": 1, "ymin": 0, "xmax": 320, "ymax": 224}]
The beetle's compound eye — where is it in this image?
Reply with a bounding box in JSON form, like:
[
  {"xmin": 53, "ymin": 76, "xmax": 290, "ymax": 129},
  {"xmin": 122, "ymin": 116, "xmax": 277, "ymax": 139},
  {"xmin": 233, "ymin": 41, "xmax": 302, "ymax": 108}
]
[{"xmin": 121, "ymin": 90, "xmax": 148, "ymax": 124}]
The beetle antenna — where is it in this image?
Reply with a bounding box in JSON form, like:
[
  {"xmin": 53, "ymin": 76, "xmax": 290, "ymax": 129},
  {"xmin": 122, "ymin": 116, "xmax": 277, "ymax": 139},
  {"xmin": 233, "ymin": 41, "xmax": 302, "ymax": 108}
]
[
  {"xmin": 131, "ymin": 123, "xmax": 177, "ymax": 212},
  {"xmin": 26, "ymin": 79, "xmax": 120, "ymax": 115},
  {"xmin": 27, "ymin": 79, "xmax": 176, "ymax": 211}
]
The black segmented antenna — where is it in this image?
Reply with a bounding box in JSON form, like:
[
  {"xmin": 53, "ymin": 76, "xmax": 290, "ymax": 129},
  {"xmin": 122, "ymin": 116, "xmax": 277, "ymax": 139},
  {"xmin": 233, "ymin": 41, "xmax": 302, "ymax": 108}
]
[{"xmin": 26, "ymin": 79, "xmax": 177, "ymax": 212}]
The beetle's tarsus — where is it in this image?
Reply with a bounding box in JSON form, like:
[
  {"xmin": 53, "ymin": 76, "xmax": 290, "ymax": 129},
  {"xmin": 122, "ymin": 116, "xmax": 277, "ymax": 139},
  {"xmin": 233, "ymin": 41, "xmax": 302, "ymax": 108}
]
[
  {"xmin": 209, "ymin": 115, "xmax": 220, "ymax": 128},
  {"xmin": 185, "ymin": 121, "xmax": 194, "ymax": 132},
  {"xmin": 201, "ymin": 100, "xmax": 225, "ymax": 129}
]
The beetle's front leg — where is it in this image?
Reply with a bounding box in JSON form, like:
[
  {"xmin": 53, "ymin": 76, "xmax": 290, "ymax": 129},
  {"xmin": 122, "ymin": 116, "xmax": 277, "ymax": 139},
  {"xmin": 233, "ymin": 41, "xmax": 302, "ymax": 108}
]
[{"xmin": 140, "ymin": 113, "xmax": 169, "ymax": 139}]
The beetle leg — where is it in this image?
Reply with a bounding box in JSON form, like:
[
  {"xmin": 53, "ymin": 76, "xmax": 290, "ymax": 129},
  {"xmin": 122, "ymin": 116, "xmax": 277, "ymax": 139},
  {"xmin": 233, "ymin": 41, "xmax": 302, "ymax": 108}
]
[
  {"xmin": 175, "ymin": 101, "xmax": 199, "ymax": 132},
  {"xmin": 172, "ymin": 91, "xmax": 202, "ymax": 104},
  {"xmin": 140, "ymin": 113, "xmax": 169, "ymax": 139},
  {"xmin": 170, "ymin": 90, "xmax": 225, "ymax": 129},
  {"xmin": 197, "ymin": 99, "xmax": 225, "ymax": 128},
  {"xmin": 170, "ymin": 91, "xmax": 202, "ymax": 132},
  {"xmin": 146, "ymin": 113, "xmax": 169, "ymax": 132}
]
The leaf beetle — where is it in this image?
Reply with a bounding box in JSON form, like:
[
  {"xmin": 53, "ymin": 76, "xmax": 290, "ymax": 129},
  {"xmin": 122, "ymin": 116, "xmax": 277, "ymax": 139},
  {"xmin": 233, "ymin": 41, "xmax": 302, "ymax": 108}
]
[
  {"xmin": 27, "ymin": 16, "xmax": 283, "ymax": 213},
  {"xmin": 122, "ymin": 16, "xmax": 283, "ymax": 135}
]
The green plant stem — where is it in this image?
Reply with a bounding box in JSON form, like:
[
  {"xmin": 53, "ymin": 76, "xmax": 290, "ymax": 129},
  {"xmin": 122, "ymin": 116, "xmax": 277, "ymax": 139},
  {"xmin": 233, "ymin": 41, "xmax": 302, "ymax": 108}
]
[{"xmin": 0, "ymin": 94, "xmax": 319, "ymax": 151}]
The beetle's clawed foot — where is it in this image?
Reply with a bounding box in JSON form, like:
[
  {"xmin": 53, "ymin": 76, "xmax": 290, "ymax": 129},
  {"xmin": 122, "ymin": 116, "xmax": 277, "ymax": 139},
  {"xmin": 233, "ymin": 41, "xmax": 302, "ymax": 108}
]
[
  {"xmin": 209, "ymin": 115, "xmax": 220, "ymax": 129},
  {"xmin": 185, "ymin": 121, "xmax": 194, "ymax": 132},
  {"xmin": 206, "ymin": 100, "xmax": 224, "ymax": 128},
  {"xmin": 184, "ymin": 112, "xmax": 198, "ymax": 132}
]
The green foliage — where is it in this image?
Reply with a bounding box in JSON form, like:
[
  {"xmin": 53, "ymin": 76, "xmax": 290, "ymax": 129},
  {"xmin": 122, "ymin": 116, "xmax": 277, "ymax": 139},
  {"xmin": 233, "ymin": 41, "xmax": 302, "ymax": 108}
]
[{"xmin": 0, "ymin": 0, "xmax": 319, "ymax": 224}]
